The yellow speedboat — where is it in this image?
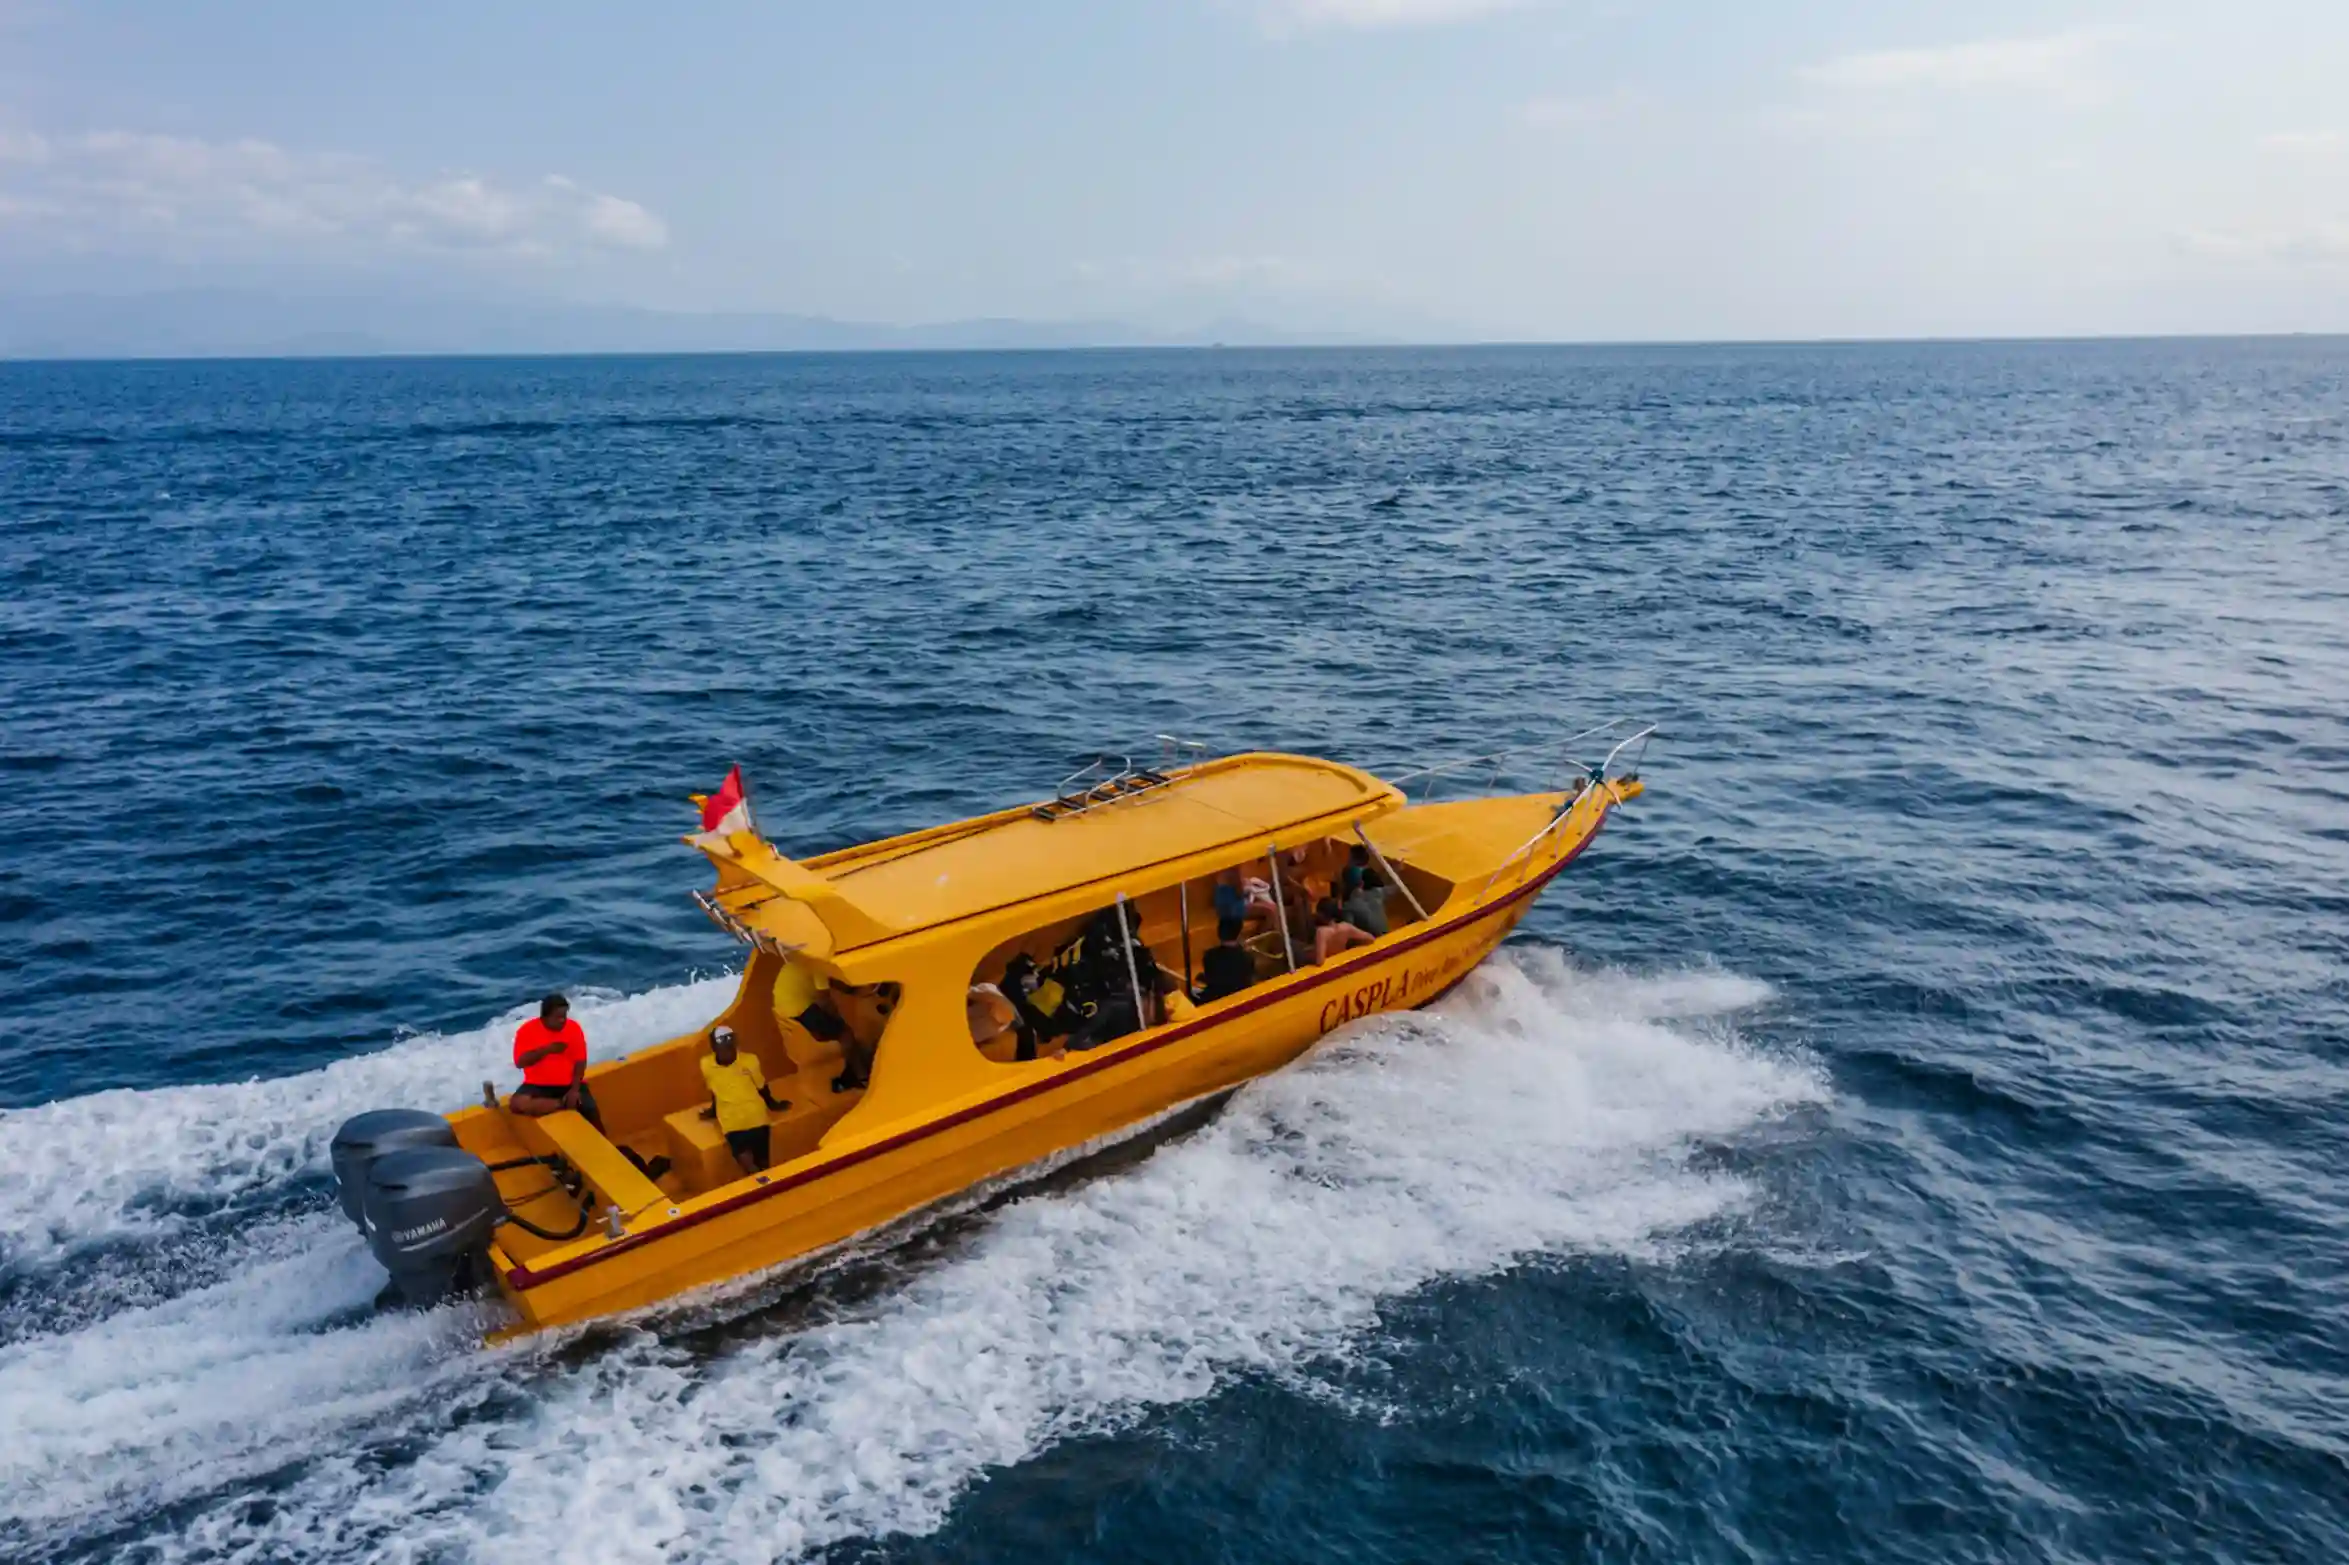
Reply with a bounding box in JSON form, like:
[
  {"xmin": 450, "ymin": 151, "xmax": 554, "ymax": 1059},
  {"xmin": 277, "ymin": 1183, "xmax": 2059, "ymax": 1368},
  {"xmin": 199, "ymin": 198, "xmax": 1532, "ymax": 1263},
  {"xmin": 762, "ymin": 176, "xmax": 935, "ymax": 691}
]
[{"xmin": 330, "ymin": 730, "xmax": 1650, "ymax": 1335}]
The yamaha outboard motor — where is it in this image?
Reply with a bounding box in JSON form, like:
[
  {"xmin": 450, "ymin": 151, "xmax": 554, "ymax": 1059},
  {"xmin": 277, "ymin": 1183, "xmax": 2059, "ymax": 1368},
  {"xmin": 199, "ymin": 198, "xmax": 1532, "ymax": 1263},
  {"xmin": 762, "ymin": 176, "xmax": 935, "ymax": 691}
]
[
  {"xmin": 330, "ymin": 1109, "xmax": 458, "ymax": 1228},
  {"xmin": 359, "ymin": 1145, "xmax": 508, "ymax": 1307}
]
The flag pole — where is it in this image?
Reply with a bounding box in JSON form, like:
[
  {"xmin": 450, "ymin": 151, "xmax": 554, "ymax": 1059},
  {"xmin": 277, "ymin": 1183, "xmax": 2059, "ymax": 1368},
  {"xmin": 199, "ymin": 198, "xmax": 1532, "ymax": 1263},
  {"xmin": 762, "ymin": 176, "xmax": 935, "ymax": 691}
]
[{"xmin": 736, "ymin": 762, "xmax": 761, "ymax": 838}]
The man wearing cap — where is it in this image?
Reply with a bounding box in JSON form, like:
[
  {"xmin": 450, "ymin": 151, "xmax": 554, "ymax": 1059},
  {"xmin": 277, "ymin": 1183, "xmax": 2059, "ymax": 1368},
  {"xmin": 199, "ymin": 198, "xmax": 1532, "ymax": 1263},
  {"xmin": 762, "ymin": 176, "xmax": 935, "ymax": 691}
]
[{"xmin": 699, "ymin": 1025, "xmax": 790, "ymax": 1176}]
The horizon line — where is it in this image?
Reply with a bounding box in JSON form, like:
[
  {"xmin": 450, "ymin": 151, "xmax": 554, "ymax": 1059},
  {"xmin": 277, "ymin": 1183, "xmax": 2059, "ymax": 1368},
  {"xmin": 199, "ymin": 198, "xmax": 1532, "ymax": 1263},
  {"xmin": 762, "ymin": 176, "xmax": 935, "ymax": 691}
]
[{"xmin": 6, "ymin": 329, "xmax": 2348, "ymax": 368}]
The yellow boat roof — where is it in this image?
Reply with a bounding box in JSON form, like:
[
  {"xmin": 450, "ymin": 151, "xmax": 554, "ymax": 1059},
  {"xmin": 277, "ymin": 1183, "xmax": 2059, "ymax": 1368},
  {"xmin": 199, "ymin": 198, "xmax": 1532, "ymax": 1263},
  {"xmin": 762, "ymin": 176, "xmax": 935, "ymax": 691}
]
[{"xmin": 708, "ymin": 752, "xmax": 1401, "ymax": 957}]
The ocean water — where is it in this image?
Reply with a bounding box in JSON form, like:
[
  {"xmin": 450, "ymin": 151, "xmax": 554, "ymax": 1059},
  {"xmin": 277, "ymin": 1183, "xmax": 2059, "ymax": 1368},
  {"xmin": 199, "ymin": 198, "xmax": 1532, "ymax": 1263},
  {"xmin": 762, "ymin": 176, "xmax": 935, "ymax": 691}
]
[{"xmin": 0, "ymin": 341, "xmax": 2344, "ymax": 1563}]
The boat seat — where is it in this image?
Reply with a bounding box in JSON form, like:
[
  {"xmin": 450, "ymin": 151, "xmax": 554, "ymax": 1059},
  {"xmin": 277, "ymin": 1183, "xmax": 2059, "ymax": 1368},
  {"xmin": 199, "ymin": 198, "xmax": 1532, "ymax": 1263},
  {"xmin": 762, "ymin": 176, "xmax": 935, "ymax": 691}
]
[
  {"xmin": 516, "ymin": 1110, "xmax": 667, "ymax": 1217},
  {"xmin": 662, "ymin": 1095, "xmax": 828, "ymax": 1193}
]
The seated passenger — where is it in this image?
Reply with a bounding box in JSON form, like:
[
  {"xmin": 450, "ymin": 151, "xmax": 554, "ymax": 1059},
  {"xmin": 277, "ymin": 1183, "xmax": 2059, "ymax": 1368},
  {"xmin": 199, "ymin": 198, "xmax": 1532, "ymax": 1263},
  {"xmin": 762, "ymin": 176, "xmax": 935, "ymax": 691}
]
[
  {"xmin": 509, "ymin": 993, "xmax": 670, "ymax": 1179},
  {"xmin": 773, "ymin": 957, "xmax": 854, "ymax": 1075},
  {"xmin": 828, "ymin": 983, "xmax": 887, "ymax": 1093},
  {"xmin": 1153, "ymin": 964, "xmax": 1196, "ymax": 1025},
  {"xmin": 1198, "ymin": 916, "xmax": 1256, "ymax": 1003},
  {"xmin": 1342, "ymin": 868, "xmax": 1391, "ymax": 938},
  {"xmin": 1339, "ymin": 843, "xmax": 1372, "ymax": 899},
  {"xmin": 1002, "ymin": 953, "xmax": 1072, "ymax": 1061},
  {"xmin": 968, "ymin": 981, "xmax": 1024, "ymax": 1057},
  {"xmin": 1211, "ymin": 867, "xmax": 1278, "ymax": 930},
  {"xmin": 1313, "ymin": 899, "xmax": 1376, "ymax": 964},
  {"xmin": 1277, "ymin": 872, "xmax": 1320, "ymax": 959},
  {"xmin": 1285, "ymin": 845, "xmax": 1332, "ymax": 905},
  {"xmin": 699, "ymin": 1025, "xmax": 789, "ymax": 1175},
  {"xmin": 509, "ymin": 993, "xmax": 604, "ymax": 1129},
  {"xmin": 1065, "ymin": 989, "xmax": 1140, "ymax": 1051},
  {"xmin": 1062, "ymin": 905, "xmax": 1152, "ymax": 1051}
]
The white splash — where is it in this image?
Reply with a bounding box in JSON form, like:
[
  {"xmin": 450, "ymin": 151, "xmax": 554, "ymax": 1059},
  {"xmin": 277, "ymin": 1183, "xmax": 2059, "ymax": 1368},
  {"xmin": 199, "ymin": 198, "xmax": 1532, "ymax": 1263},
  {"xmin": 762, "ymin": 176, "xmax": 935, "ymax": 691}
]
[
  {"xmin": 0, "ymin": 978, "xmax": 738, "ymax": 1264},
  {"xmin": 0, "ymin": 1214, "xmax": 490, "ymax": 1534},
  {"xmin": 0, "ymin": 948, "xmax": 1814, "ymax": 1563}
]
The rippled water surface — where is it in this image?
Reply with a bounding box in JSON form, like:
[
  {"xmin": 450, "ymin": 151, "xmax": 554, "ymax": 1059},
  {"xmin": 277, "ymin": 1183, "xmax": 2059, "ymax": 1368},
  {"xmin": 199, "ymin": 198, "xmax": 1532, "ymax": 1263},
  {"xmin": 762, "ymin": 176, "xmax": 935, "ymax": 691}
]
[{"xmin": 2, "ymin": 343, "xmax": 2346, "ymax": 1562}]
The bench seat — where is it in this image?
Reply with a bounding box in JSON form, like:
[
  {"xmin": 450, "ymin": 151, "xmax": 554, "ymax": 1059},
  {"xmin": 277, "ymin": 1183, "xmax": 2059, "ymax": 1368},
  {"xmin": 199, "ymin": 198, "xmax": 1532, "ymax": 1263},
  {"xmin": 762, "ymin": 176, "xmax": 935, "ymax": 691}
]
[
  {"xmin": 513, "ymin": 1109, "xmax": 668, "ymax": 1217},
  {"xmin": 662, "ymin": 1088, "xmax": 835, "ymax": 1193}
]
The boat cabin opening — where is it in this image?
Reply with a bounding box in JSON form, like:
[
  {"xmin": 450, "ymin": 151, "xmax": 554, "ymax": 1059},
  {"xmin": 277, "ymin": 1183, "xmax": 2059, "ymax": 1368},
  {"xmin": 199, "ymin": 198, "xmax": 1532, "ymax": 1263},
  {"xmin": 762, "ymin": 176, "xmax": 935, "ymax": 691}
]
[{"xmin": 962, "ymin": 833, "xmax": 1452, "ymax": 1064}]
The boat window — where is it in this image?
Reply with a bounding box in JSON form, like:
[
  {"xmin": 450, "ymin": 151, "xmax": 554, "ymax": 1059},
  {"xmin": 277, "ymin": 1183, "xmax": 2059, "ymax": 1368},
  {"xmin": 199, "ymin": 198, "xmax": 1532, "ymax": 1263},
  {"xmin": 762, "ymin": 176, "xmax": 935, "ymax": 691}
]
[
  {"xmin": 1234, "ymin": 837, "xmax": 1444, "ymax": 969},
  {"xmin": 967, "ymin": 895, "xmax": 1189, "ymax": 1064},
  {"xmin": 959, "ymin": 835, "xmax": 1448, "ymax": 1064},
  {"xmin": 766, "ymin": 962, "xmax": 898, "ymax": 1094}
]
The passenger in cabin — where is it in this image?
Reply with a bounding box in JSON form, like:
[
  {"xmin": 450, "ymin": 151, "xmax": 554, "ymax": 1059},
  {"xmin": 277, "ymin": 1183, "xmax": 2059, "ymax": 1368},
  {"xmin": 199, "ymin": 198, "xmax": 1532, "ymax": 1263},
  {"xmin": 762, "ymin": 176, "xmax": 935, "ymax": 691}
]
[
  {"xmin": 1313, "ymin": 898, "xmax": 1377, "ymax": 964},
  {"xmin": 1211, "ymin": 867, "xmax": 1278, "ymax": 930},
  {"xmin": 1339, "ymin": 843, "xmax": 1372, "ymax": 898},
  {"xmin": 1198, "ymin": 916, "xmax": 1256, "ymax": 1003},
  {"xmin": 1343, "ymin": 867, "xmax": 1391, "ymax": 938},
  {"xmin": 1066, "ymin": 995, "xmax": 1131, "ymax": 1051},
  {"xmin": 776, "ymin": 956, "xmax": 876, "ymax": 1094},
  {"xmin": 508, "ymin": 994, "xmax": 606, "ymax": 1130},
  {"xmin": 1277, "ymin": 866, "xmax": 1321, "ymax": 956},
  {"xmin": 1001, "ymin": 954, "xmax": 1072, "ymax": 1061},
  {"xmin": 699, "ymin": 1025, "xmax": 789, "ymax": 1176},
  {"xmin": 773, "ymin": 957, "xmax": 851, "ymax": 1057},
  {"xmin": 1153, "ymin": 963, "xmax": 1196, "ymax": 1024},
  {"xmin": 1285, "ymin": 845, "xmax": 1332, "ymax": 905},
  {"xmin": 968, "ymin": 982, "xmax": 1023, "ymax": 1057},
  {"xmin": 829, "ymin": 983, "xmax": 886, "ymax": 1093}
]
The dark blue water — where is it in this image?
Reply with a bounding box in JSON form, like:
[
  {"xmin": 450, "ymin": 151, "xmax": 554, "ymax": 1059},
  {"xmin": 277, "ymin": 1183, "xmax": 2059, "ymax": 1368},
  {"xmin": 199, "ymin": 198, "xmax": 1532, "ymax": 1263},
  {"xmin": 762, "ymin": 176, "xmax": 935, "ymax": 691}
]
[{"xmin": 3, "ymin": 343, "xmax": 2346, "ymax": 1563}]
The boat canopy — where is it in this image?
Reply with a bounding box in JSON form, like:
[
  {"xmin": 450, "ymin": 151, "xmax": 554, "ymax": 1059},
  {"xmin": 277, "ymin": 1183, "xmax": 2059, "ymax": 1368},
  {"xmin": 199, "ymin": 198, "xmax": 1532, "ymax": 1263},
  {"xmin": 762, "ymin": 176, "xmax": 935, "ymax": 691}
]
[{"xmin": 692, "ymin": 752, "xmax": 1403, "ymax": 963}]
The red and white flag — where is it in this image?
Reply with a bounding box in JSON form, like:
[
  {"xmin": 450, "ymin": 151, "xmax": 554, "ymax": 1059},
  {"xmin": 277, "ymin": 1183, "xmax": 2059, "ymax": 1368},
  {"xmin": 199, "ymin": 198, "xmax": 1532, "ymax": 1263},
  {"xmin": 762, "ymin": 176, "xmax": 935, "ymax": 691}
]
[{"xmin": 691, "ymin": 765, "xmax": 755, "ymax": 851}]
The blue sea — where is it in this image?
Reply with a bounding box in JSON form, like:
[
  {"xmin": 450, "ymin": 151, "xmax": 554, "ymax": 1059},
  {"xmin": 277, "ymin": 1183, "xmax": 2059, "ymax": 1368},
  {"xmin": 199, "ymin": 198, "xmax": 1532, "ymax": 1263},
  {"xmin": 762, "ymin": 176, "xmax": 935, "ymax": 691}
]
[{"xmin": 2, "ymin": 342, "xmax": 2346, "ymax": 1563}]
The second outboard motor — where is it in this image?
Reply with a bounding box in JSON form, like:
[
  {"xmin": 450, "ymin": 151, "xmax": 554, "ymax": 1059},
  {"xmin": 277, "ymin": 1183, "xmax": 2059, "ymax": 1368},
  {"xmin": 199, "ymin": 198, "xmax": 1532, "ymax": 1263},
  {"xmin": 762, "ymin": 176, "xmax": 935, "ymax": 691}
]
[
  {"xmin": 359, "ymin": 1145, "xmax": 507, "ymax": 1307},
  {"xmin": 331, "ymin": 1109, "xmax": 458, "ymax": 1228}
]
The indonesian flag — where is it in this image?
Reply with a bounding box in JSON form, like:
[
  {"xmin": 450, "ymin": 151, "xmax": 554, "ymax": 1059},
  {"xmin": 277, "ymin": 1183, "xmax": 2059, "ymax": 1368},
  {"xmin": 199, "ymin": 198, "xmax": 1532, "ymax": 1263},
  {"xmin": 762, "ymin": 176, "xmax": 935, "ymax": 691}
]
[{"xmin": 690, "ymin": 765, "xmax": 755, "ymax": 853}]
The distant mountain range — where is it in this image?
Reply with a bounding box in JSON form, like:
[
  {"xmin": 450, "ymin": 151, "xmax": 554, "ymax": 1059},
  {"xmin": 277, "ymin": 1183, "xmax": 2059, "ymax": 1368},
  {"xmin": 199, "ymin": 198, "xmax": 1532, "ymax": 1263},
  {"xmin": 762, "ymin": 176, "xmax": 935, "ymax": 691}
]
[{"xmin": 0, "ymin": 288, "xmax": 1404, "ymax": 360}]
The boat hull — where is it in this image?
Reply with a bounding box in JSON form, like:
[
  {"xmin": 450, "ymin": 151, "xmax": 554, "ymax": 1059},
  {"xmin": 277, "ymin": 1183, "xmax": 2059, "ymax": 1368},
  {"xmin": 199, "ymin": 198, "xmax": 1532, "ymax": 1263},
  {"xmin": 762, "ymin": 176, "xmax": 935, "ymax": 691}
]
[{"xmin": 488, "ymin": 834, "xmax": 1573, "ymax": 1334}]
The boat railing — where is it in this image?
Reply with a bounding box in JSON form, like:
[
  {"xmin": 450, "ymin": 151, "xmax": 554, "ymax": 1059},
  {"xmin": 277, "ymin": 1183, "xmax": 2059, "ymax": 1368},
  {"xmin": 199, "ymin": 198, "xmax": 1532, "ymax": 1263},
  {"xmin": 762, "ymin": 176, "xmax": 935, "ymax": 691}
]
[
  {"xmin": 1032, "ymin": 753, "xmax": 1178, "ymax": 821},
  {"xmin": 1378, "ymin": 716, "xmax": 1654, "ymax": 803},
  {"xmin": 1376, "ymin": 750, "xmax": 1514, "ymax": 801},
  {"xmin": 690, "ymin": 888, "xmax": 796, "ymax": 956},
  {"xmin": 1472, "ymin": 720, "xmax": 1656, "ymax": 902},
  {"xmin": 1153, "ymin": 733, "xmax": 1216, "ymax": 773}
]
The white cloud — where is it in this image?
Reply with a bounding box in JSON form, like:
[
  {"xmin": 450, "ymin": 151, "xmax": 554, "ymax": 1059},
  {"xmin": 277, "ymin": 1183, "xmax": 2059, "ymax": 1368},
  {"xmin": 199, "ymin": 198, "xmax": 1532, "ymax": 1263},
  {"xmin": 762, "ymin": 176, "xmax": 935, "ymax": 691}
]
[
  {"xmin": 579, "ymin": 190, "xmax": 669, "ymax": 249},
  {"xmin": 1247, "ymin": 0, "xmax": 1524, "ymax": 33},
  {"xmin": 2259, "ymin": 129, "xmax": 2346, "ymax": 155},
  {"xmin": 0, "ymin": 128, "xmax": 668, "ymax": 259},
  {"xmin": 2179, "ymin": 224, "xmax": 2349, "ymax": 267},
  {"xmin": 1798, "ymin": 28, "xmax": 2127, "ymax": 102}
]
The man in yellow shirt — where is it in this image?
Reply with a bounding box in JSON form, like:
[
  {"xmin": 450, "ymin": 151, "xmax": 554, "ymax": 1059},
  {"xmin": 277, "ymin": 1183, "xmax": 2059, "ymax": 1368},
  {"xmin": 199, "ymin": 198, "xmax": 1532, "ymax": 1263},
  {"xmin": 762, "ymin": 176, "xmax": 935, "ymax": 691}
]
[
  {"xmin": 775, "ymin": 957, "xmax": 875, "ymax": 1094},
  {"xmin": 699, "ymin": 1025, "xmax": 789, "ymax": 1175}
]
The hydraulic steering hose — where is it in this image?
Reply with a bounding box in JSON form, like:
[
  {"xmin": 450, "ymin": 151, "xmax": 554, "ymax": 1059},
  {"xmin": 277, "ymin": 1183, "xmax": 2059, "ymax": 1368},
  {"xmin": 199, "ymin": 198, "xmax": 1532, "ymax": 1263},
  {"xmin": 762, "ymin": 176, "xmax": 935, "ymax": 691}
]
[
  {"xmin": 487, "ymin": 1153, "xmax": 594, "ymax": 1242},
  {"xmin": 496, "ymin": 1193, "xmax": 593, "ymax": 1243}
]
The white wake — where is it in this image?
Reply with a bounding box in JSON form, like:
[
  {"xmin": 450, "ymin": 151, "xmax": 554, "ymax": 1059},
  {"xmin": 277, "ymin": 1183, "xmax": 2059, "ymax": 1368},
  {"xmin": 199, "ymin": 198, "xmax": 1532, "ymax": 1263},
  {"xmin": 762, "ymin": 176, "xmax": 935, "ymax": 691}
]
[
  {"xmin": 0, "ymin": 977, "xmax": 739, "ymax": 1264},
  {"xmin": 0, "ymin": 949, "xmax": 1813, "ymax": 1563}
]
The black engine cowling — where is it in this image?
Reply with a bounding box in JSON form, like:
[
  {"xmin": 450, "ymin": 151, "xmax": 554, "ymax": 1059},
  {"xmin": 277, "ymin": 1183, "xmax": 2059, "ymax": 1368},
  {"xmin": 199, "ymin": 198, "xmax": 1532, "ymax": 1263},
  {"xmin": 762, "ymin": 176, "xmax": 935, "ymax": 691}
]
[
  {"xmin": 358, "ymin": 1145, "xmax": 507, "ymax": 1307},
  {"xmin": 330, "ymin": 1108, "xmax": 458, "ymax": 1227}
]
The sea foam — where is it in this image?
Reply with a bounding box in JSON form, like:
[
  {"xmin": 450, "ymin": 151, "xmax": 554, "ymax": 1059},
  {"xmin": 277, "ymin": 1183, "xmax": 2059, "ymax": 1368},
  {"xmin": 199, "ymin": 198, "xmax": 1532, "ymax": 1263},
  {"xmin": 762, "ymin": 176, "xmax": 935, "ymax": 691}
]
[
  {"xmin": 0, "ymin": 977, "xmax": 740, "ymax": 1266},
  {"xmin": 0, "ymin": 949, "xmax": 1813, "ymax": 1563}
]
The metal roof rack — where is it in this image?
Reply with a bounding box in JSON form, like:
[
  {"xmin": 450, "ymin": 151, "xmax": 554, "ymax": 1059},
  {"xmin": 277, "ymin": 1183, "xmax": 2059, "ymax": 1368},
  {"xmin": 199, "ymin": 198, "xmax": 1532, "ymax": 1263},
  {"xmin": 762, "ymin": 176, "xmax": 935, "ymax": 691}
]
[{"xmin": 1031, "ymin": 754, "xmax": 1177, "ymax": 821}]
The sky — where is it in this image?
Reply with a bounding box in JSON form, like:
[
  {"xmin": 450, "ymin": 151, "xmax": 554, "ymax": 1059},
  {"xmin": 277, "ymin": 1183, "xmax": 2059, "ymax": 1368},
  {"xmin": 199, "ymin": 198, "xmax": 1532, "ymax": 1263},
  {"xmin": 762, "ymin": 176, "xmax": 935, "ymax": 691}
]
[{"xmin": 2, "ymin": 0, "xmax": 2347, "ymax": 340}]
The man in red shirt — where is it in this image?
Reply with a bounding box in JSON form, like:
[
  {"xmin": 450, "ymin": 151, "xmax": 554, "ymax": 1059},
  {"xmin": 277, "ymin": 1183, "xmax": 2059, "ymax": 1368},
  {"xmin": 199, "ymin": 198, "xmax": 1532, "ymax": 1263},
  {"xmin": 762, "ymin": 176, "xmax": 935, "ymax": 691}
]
[{"xmin": 508, "ymin": 993, "xmax": 605, "ymax": 1130}]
